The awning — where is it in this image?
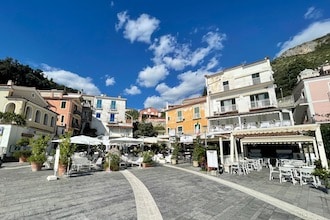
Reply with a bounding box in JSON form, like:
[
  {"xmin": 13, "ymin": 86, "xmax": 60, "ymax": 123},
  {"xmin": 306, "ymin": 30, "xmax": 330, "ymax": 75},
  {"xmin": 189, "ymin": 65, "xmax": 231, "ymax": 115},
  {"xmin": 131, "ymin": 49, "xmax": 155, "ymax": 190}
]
[{"xmin": 240, "ymin": 135, "xmax": 315, "ymax": 144}]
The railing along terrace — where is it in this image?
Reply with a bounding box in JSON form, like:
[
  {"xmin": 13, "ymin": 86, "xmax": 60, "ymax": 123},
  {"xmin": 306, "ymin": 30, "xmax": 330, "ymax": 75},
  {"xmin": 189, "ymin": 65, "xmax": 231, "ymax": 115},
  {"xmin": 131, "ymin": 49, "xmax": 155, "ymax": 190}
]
[{"xmin": 250, "ymin": 99, "xmax": 271, "ymax": 109}]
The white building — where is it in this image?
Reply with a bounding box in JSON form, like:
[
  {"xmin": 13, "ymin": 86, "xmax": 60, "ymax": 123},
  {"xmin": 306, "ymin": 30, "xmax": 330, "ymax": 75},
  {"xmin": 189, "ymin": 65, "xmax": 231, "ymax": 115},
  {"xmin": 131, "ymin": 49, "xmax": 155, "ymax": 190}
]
[
  {"xmin": 205, "ymin": 58, "xmax": 328, "ymax": 169},
  {"xmin": 86, "ymin": 95, "xmax": 132, "ymax": 138}
]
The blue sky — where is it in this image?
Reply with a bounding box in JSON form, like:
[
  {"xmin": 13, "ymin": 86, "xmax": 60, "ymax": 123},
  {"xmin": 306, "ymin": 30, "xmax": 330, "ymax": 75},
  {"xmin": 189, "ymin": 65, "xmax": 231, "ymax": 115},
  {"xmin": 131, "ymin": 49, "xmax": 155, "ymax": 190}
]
[{"xmin": 0, "ymin": 1, "xmax": 329, "ymax": 110}]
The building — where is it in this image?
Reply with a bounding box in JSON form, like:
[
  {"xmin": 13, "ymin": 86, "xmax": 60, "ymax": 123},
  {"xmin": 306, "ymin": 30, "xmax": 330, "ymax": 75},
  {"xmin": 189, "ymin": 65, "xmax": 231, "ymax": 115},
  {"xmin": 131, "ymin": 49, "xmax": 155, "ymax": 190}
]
[
  {"xmin": 293, "ymin": 63, "xmax": 330, "ymax": 124},
  {"xmin": 0, "ymin": 80, "xmax": 57, "ymax": 157},
  {"xmin": 205, "ymin": 58, "xmax": 328, "ymax": 169},
  {"xmin": 165, "ymin": 96, "xmax": 207, "ymax": 144},
  {"xmin": 39, "ymin": 90, "xmax": 83, "ymax": 136},
  {"xmin": 139, "ymin": 107, "xmax": 166, "ymax": 131},
  {"xmin": 89, "ymin": 95, "xmax": 132, "ymax": 138}
]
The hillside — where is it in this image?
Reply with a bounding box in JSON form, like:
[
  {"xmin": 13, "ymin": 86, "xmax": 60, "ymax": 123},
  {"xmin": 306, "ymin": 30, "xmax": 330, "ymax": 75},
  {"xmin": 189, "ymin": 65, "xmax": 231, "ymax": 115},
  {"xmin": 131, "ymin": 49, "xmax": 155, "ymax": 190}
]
[
  {"xmin": 0, "ymin": 58, "xmax": 77, "ymax": 92},
  {"xmin": 271, "ymin": 33, "xmax": 330, "ymax": 97}
]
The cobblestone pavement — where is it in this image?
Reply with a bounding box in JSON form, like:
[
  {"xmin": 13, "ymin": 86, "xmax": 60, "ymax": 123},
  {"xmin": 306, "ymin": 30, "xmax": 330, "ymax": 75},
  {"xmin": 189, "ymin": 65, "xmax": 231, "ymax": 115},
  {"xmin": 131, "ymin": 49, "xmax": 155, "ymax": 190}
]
[{"xmin": 0, "ymin": 162, "xmax": 329, "ymax": 220}]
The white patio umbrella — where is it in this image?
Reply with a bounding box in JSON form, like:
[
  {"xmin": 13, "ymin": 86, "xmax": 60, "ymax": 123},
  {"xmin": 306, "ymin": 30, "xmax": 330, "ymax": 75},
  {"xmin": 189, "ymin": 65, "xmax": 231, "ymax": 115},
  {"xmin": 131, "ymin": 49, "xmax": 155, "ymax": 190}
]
[
  {"xmin": 52, "ymin": 135, "xmax": 102, "ymax": 145},
  {"xmin": 110, "ymin": 137, "xmax": 143, "ymax": 144}
]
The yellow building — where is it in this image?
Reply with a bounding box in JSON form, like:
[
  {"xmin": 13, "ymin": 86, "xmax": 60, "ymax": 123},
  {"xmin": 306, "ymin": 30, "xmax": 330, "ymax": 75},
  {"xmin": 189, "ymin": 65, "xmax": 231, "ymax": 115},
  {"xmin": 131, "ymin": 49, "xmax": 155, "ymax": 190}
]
[{"xmin": 165, "ymin": 96, "xmax": 207, "ymax": 143}]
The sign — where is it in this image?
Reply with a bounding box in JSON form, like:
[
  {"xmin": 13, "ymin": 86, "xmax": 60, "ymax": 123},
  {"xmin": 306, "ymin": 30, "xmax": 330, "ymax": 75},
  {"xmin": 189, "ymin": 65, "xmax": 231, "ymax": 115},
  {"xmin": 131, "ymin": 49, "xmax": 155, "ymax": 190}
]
[{"xmin": 206, "ymin": 150, "xmax": 218, "ymax": 168}]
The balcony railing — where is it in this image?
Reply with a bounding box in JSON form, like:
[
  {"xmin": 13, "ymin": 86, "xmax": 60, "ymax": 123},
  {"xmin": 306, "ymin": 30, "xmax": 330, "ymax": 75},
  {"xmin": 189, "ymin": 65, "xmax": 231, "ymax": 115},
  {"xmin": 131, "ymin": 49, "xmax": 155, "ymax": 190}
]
[
  {"xmin": 250, "ymin": 99, "xmax": 271, "ymax": 109},
  {"xmin": 220, "ymin": 104, "xmax": 237, "ymax": 113},
  {"xmin": 210, "ymin": 120, "xmax": 293, "ymax": 133}
]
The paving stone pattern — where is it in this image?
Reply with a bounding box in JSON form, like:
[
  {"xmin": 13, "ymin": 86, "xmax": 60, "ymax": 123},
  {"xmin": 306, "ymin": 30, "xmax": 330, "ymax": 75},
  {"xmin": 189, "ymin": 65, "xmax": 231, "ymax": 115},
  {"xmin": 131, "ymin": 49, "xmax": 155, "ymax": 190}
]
[{"xmin": 1, "ymin": 162, "xmax": 329, "ymax": 220}]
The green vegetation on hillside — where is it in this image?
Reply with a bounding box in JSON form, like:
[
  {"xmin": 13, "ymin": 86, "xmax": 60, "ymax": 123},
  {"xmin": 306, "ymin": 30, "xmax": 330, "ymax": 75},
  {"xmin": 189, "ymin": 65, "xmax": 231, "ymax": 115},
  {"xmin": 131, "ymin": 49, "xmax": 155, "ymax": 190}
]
[
  {"xmin": 0, "ymin": 57, "xmax": 77, "ymax": 92},
  {"xmin": 272, "ymin": 34, "xmax": 330, "ymax": 97}
]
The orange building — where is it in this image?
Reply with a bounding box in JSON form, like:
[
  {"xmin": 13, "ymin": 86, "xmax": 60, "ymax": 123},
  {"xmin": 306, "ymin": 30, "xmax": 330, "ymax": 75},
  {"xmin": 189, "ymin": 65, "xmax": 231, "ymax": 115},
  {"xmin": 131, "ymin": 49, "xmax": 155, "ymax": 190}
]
[
  {"xmin": 165, "ymin": 96, "xmax": 207, "ymax": 143},
  {"xmin": 39, "ymin": 90, "xmax": 83, "ymax": 136}
]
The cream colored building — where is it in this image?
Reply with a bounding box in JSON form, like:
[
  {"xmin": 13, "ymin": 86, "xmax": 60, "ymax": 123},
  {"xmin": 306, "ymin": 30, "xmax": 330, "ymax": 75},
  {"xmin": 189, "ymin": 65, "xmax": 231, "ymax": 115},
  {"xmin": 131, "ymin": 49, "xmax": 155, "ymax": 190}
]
[
  {"xmin": 0, "ymin": 81, "xmax": 57, "ymax": 157},
  {"xmin": 205, "ymin": 58, "xmax": 328, "ymax": 169}
]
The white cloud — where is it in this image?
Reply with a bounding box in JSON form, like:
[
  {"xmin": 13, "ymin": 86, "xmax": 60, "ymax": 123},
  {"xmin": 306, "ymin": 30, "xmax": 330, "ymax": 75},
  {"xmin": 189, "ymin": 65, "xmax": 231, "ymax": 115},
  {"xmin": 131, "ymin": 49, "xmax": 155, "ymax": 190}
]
[
  {"xmin": 116, "ymin": 12, "xmax": 160, "ymax": 43},
  {"xmin": 105, "ymin": 76, "xmax": 115, "ymax": 86},
  {"xmin": 276, "ymin": 19, "xmax": 330, "ymax": 57},
  {"xmin": 115, "ymin": 11, "xmax": 128, "ymax": 31},
  {"xmin": 137, "ymin": 64, "xmax": 168, "ymax": 88},
  {"xmin": 304, "ymin": 7, "xmax": 322, "ymax": 20},
  {"xmin": 143, "ymin": 68, "xmax": 210, "ymax": 109},
  {"xmin": 124, "ymin": 85, "xmax": 141, "ymax": 95},
  {"xmin": 149, "ymin": 31, "xmax": 226, "ymax": 71},
  {"xmin": 41, "ymin": 64, "xmax": 101, "ymax": 95}
]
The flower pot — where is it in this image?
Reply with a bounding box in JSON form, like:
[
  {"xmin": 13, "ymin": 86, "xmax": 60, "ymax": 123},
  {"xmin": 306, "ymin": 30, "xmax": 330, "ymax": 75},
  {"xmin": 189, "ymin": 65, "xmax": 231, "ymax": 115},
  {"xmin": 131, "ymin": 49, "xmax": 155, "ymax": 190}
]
[
  {"xmin": 171, "ymin": 159, "xmax": 177, "ymax": 165},
  {"xmin": 19, "ymin": 156, "xmax": 28, "ymax": 163},
  {"xmin": 142, "ymin": 162, "xmax": 152, "ymax": 168},
  {"xmin": 58, "ymin": 164, "xmax": 67, "ymax": 176},
  {"xmin": 31, "ymin": 162, "xmax": 43, "ymax": 171},
  {"xmin": 193, "ymin": 160, "xmax": 199, "ymax": 167}
]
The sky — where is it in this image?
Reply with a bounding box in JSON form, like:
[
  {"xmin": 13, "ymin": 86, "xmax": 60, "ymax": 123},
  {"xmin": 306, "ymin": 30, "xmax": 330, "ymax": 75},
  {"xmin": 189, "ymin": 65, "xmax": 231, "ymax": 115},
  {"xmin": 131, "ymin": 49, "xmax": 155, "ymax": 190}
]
[{"xmin": 0, "ymin": 1, "xmax": 330, "ymax": 110}]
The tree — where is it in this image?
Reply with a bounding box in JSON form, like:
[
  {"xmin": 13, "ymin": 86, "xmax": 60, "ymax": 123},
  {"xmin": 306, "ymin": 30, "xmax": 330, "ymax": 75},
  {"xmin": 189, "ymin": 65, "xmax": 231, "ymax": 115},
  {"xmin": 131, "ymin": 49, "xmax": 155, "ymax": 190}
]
[
  {"xmin": 133, "ymin": 122, "xmax": 158, "ymax": 138},
  {"xmin": 126, "ymin": 109, "xmax": 139, "ymax": 121}
]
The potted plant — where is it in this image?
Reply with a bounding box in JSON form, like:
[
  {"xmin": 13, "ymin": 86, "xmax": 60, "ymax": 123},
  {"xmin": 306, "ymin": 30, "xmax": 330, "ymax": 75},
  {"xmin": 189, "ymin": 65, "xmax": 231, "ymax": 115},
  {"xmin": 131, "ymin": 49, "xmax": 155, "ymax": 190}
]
[
  {"xmin": 142, "ymin": 151, "xmax": 154, "ymax": 168},
  {"xmin": 171, "ymin": 143, "xmax": 180, "ymax": 165},
  {"xmin": 28, "ymin": 135, "xmax": 50, "ymax": 171},
  {"xmin": 13, "ymin": 149, "xmax": 32, "ymax": 163},
  {"xmin": 192, "ymin": 139, "xmax": 205, "ymax": 167},
  {"xmin": 312, "ymin": 160, "xmax": 330, "ymax": 193},
  {"xmin": 58, "ymin": 132, "xmax": 76, "ymax": 176},
  {"xmin": 14, "ymin": 137, "xmax": 31, "ymax": 163}
]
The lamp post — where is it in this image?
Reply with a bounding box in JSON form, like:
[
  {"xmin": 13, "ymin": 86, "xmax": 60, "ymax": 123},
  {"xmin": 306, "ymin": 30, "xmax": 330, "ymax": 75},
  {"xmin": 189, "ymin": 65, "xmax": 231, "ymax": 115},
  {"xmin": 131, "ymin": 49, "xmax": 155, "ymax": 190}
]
[{"xmin": 203, "ymin": 126, "xmax": 208, "ymax": 148}]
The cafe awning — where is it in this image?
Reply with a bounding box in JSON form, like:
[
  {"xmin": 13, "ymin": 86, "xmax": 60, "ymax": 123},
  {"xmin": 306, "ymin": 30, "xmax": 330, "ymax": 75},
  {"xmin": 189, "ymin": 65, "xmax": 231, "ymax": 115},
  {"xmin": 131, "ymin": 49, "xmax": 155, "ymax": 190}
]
[{"xmin": 240, "ymin": 135, "xmax": 315, "ymax": 145}]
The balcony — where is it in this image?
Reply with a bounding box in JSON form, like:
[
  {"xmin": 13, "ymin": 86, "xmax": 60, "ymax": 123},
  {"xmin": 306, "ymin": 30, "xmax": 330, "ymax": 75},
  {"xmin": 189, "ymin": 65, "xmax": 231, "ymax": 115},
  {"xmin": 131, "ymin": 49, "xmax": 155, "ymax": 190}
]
[
  {"xmin": 220, "ymin": 104, "xmax": 237, "ymax": 113},
  {"xmin": 107, "ymin": 107, "xmax": 118, "ymax": 112},
  {"xmin": 250, "ymin": 99, "xmax": 271, "ymax": 109},
  {"xmin": 176, "ymin": 116, "xmax": 184, "ymax": 122}
]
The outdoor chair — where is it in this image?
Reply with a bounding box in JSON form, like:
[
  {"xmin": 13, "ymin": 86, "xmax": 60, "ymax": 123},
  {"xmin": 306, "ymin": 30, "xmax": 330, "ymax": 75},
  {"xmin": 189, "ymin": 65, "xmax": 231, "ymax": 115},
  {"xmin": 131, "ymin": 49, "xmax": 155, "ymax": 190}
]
[
  {"xmin": 71, "ymin": 154, "xmax": 93, "ymax": 172},
  {"xmin": 297, "ymin": 167, "xmax": 318, "ymax": 186},
  {"xmin": 279, "ymin": 166, "xmax": 297, "ymax": 185},
  {"xmin": 269, "ymin": 164, "xmax": 279, "ymax": 181}
]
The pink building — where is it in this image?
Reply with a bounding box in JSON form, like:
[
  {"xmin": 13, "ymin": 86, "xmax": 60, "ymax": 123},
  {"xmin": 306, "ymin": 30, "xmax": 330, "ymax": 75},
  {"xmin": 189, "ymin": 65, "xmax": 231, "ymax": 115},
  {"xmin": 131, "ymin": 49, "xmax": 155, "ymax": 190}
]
[{"xmin": 293, "ymin": 64, "xmax": 330, "ymax": 124}]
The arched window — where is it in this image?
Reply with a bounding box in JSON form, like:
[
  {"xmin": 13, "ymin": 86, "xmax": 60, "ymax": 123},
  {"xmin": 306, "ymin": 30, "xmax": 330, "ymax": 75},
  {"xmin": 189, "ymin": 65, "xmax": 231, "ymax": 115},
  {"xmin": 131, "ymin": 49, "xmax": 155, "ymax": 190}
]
[
  {"xmin": 25, "ymin": 106, "xmax": 32, "ymax": 121},
  {"xmin": 43, "ymin": 114, "xmax": 48, "ymax": 125},
  {"xmin": 50, "ymin": 116, "xmax": 55, "ymax": 127},
  {"xmin": 5, "ymin": 103, "xmax": 15, "ymax": 113},
  {"xmin": 35, "ymin": 110, "xmax": 41, "ymax": 123}
]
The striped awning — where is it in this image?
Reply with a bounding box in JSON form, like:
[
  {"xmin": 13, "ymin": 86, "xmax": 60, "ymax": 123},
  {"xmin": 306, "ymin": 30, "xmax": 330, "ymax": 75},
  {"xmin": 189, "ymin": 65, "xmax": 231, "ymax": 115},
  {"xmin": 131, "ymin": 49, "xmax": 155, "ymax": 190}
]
[{"xmin": 240, "ymin": 135, "xmax": 315, "ymax": 144}]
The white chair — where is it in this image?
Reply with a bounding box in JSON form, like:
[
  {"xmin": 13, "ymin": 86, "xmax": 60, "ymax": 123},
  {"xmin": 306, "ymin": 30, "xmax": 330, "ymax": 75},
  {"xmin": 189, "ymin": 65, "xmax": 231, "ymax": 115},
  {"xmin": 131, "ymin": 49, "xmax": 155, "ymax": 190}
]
[
  {"xmin": 298, "ymin": 167, "xmax": 317, "ymax": 186},
  {"xmin": 269, "ymin": 164, "xmax": 279, "ymax": 180},
  {"xmin": 279, "ymin": 167, "xmax": 297, "ymax": 185}
]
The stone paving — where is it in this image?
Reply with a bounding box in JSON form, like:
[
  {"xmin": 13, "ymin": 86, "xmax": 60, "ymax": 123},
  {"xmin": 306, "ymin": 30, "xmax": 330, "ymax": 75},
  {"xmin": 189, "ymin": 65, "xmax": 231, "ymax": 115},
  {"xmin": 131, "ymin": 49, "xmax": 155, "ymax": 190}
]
[{"xmin": 0, "ymin": 162, "xmax": 329, "ymax": 220}]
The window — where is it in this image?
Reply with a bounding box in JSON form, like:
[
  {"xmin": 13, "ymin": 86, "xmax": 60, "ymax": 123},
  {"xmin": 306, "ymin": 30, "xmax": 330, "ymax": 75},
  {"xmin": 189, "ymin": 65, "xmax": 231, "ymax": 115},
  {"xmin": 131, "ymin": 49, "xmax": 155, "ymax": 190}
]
[
  {"xmin": 35, "ymin": 110, "xmax": 41, "ymax": 123},
  {"xmin": 25, "ymin": 106, "xmax": 32, "ymax": 120},
  {"xmin": 61, "ymin": 101, "xmax": 66, "ymax": 109},
  {"xmin": 43, "ymin": 114, "xmax": 48, "ymax": 125},
  {"xmin": 194, "ymin": 123, "xmax": 200, "ymax": 135},
  {"xmin": 252, "ymin": 73, "xmax": 260, "ymax": 84},
  {"xmin": 250, "ymin": 93, "xmax": 270, "ymax": 108},
  {"xmin": 96, "ymin": 113, "xmax": 101, "ymax": 118},
  {"xmin": 60, "ymin": 115, "xmax": 65, "ymax": 125},
  {"xmin": 96, "ymin": 99, "xmax": 102, "ymax": 109},
  {"xmin": 177, "ymin": 110, "xmax": 183, "ymax": 122},
  {"xmin": 177, "ymin": 126, "xmax": 183, "ymax": 135},
  {"xmin": 194, "ymin": 106, "xmax": 200, "ymax": 119},
  {"xmin": 223, "ymin": 81, "xmax": 229, "ymax": 91},
  {"xmin": 110, "ymin": 100, "xmax": 116, "ymax": 110},
  {"xmin": 50, "ymin": 117, "xmax": 55, "ymax": 127},
  {"xmin": 109, "ymin": 113, "xmax": 115, "ymax": 123},
  {"xmin": 221, "ymin": 99, "xmax": 236, "ymax": 112}
]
